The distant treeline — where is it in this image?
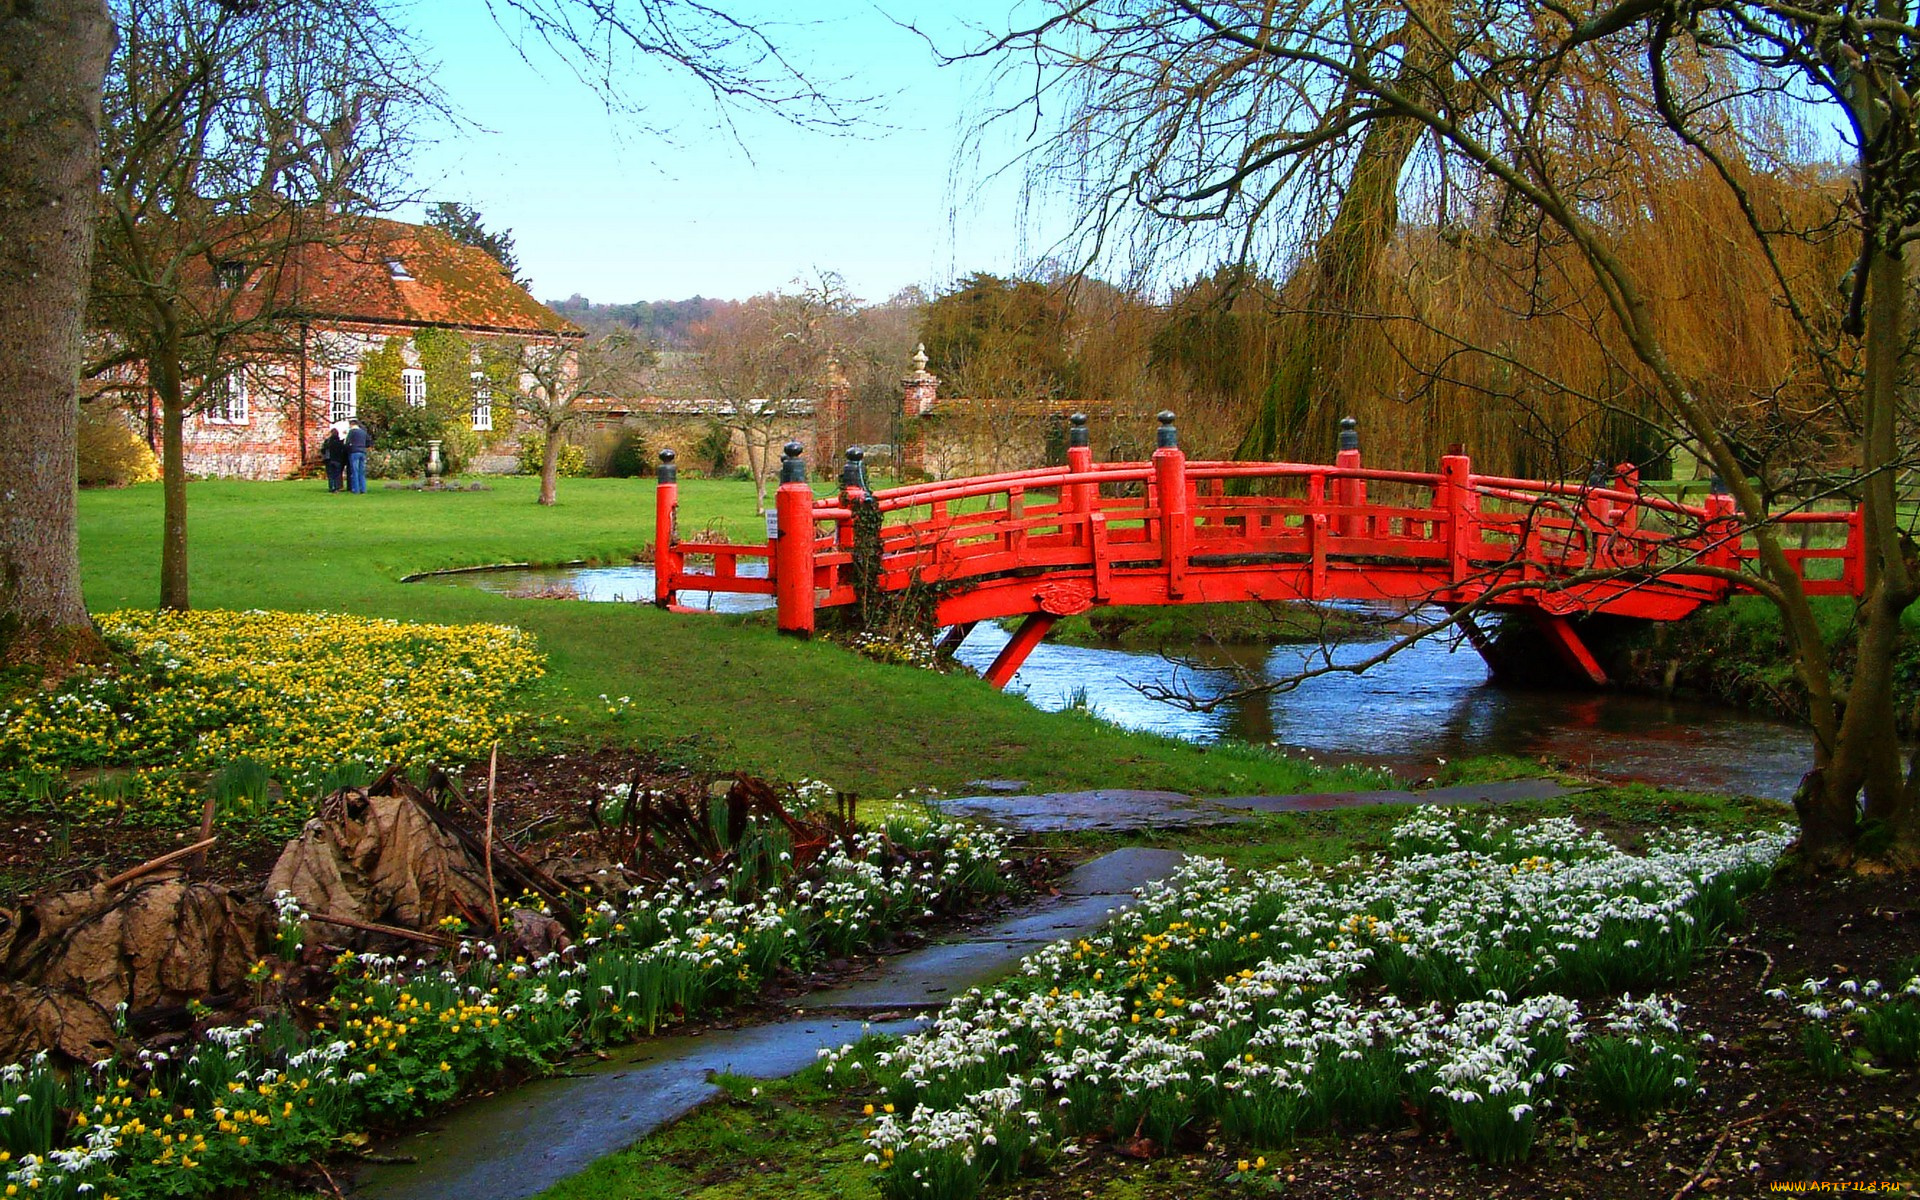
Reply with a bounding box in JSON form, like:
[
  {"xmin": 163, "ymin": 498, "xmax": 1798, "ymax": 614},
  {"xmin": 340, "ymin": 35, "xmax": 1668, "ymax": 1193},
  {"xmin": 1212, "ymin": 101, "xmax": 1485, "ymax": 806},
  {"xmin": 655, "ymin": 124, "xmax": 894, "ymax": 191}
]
[{"xmin": 547, "ymin": 294, "xmax": 733, "ymax": 346}]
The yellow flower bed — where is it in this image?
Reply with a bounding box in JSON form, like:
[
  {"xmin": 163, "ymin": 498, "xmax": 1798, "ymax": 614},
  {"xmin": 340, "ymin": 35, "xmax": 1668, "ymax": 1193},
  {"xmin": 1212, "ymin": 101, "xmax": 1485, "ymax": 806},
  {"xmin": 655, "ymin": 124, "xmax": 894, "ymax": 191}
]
[{"xmin": 0, "ymin": 609, "xmax": 545, "ymax": 827}]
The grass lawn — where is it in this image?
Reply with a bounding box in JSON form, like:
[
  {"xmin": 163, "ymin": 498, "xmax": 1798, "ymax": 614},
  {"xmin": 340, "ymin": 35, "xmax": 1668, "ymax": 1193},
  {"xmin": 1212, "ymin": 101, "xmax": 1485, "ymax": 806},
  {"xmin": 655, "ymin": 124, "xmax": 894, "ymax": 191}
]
[{"xmin": 74, "ymin": 476, "xmax": 1376, "ymax": 798}]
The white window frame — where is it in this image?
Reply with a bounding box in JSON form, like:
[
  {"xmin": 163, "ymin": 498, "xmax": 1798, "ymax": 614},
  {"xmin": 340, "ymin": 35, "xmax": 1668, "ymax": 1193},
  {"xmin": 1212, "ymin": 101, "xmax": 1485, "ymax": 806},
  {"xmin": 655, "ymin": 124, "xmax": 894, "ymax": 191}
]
[
  {"xmin": 402, "ymin": 368, "xmax": 426, "ymax": 408},
  {"xmin": 471, "ymin": 386, "xmax": 493, "ymax": 432},
  {"xmin": 330, "ymin": 367, "xmax": 357, "ymax": 422},
  {"xmin": 207, "ymin": 370, "xmax": 249, "ymax": 424}
]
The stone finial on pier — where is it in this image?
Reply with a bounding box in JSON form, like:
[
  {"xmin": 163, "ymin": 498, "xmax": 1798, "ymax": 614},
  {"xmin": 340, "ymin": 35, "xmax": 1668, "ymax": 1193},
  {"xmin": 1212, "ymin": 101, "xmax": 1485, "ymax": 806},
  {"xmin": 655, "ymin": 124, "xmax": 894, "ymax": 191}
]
[
  {"xmin": 1156, "ymin": 410, "xmax": 1178, "ymax": 449},
  {"xmin": 657, "ymin": 447, "xmax": 677, "ymax": 484},
  {"xmin": 779, "ymin": 442, "xmax": 807, "ymax": 484}
]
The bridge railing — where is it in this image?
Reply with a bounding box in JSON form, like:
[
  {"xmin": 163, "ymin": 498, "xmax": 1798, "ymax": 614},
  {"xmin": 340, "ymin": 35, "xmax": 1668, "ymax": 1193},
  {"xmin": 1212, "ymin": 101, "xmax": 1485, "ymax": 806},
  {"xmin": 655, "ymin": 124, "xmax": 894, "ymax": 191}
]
[{"xmin": 651, "ymin": 414, "xmax": 1866, "ymax": 636}]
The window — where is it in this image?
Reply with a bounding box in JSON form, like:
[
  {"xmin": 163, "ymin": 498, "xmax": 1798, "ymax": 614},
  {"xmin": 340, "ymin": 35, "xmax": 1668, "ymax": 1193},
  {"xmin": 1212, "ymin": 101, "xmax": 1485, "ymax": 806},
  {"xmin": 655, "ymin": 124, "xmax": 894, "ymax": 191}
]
[
  {"xmin": 329, "ymin": 367, "xmax": 357, "ymax": 422},
  {"xmin": 471, "ymin": 385, "xmax": 493, "ymax": 432},
  {"xmin": 207, "ymin": 370, "xmax": 248, "ymax": 424},
  {"xmin": 386, "ymin": 258, "xmax": 412, "ymax": 280},
  {"xmin": 215, "ymin": 260, "xmax": 247, "ymax": 290},
  {"xmin": 402, "ymin": 368, "xmax": 426, "ymax": 407}
]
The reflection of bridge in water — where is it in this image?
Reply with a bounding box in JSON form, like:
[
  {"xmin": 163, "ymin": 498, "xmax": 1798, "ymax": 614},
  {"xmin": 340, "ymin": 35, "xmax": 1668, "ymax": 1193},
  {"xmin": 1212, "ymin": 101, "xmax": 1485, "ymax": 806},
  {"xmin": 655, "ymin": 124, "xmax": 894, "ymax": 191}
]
[{"xmin": 652, "ymin": 413, "xmax": 1865, "ymax": 688}]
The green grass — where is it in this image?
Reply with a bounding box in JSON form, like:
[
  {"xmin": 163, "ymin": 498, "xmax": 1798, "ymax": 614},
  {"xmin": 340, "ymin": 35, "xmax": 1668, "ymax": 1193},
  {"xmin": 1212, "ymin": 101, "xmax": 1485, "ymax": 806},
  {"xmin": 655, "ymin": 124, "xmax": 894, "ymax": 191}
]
[
  {"xmin": 74, "ymin": 476, "xmax": 1356, "ymax": 798},
  {"xmin": 534, "ymin": 1069, "xmax": 879, "ymax": 1200}
]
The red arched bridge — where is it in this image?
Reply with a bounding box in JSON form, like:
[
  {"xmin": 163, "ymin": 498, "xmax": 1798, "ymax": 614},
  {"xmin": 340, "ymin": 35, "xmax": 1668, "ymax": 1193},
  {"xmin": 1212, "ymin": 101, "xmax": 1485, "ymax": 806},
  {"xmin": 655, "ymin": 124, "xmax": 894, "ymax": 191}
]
[{"xmin": 651, "ymin": 413, "xmax": 1865, "ymax": 688}]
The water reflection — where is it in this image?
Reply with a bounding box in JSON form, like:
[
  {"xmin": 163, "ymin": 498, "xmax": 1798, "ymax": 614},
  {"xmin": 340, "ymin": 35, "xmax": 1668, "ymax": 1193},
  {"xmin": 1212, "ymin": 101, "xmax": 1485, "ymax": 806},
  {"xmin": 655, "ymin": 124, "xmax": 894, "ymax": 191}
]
[
  {"xmin": 954, "ymin": 621, "xmax": 1812, "ymax": 800},
  {"xmin": 428, "ymin": 564, "xmax": 774, "ymax": 614}
]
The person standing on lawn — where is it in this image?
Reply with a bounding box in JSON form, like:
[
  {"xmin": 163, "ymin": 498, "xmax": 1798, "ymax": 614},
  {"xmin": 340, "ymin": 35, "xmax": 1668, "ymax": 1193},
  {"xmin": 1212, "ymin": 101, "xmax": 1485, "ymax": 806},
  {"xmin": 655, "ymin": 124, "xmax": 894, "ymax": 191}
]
[
  {"xmin": 345, "ymin": 417, "xmax": 372, "ymax": 494},
  {"xmin": 321, "ymin": 421, "xmax": 348, "ymax": 493}
]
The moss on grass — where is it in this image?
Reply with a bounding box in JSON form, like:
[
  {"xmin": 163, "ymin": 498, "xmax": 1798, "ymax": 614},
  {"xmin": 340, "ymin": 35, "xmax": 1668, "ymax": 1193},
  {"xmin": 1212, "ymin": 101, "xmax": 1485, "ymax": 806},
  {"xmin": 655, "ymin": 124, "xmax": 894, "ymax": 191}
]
[{"xmin": 533, "ymin": 1066, "xmax": 879, "ymax": 1200}]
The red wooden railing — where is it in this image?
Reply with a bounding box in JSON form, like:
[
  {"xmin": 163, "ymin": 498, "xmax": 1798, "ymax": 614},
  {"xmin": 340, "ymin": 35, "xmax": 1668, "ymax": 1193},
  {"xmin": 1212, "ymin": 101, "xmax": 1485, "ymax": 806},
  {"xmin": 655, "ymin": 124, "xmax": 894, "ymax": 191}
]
[{"xmin": 652, "ymin": 414, "xmax": 1865, "ymax": 686}]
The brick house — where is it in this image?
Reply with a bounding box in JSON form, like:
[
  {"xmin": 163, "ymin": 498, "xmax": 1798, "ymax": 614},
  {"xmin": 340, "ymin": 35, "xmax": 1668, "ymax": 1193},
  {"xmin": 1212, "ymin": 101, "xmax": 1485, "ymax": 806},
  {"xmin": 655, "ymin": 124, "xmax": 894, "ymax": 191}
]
[{"xmin": 158, "ymin": 216, "xmax": 581, "ymax": 479}]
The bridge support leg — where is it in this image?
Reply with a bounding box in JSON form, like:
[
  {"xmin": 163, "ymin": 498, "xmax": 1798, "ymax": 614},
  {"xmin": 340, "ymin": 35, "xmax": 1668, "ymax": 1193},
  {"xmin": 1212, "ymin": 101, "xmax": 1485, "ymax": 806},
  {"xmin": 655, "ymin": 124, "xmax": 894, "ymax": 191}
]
[
  {"xmin": 984, "ymin": 614, "xmax": 1057, "ymax": 689},
  {"xmin": 1531, "ymin": 612, "xmax": 1609, "ymax": 686},
  {"xmin": 1451, "ymin": 608, "xmax": 1498, "ymax": 672},
  {"xmin": 936, "ymin": 621, "xmax": 977, "ymax": 658}
]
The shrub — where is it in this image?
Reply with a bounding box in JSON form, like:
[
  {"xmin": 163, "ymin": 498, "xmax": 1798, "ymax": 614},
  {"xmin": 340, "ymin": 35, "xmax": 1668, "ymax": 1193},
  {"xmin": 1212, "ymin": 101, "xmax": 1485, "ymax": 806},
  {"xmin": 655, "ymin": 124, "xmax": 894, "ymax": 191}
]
[
  {"xmin": 601, "ymin": 428, "xmax": 651, "ymax": 477},
  {"xmin": 368, "ymin": 446, "xmax": 427, "ymax": 479},
  {"xmin": 77, "ymin": 404, "xmax": 159, "ymax": 487},
  {"xmin": 518, "ymin": 435, "xmax": 589, "ymax": 477}
]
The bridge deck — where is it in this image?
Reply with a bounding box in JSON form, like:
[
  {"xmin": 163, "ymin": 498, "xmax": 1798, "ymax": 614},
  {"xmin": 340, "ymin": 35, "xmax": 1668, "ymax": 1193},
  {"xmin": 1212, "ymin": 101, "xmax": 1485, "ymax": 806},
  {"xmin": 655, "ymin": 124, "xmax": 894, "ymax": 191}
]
[{"xmin": 651, "ymin": 419, "xmax": 1864, "ymax": 687}]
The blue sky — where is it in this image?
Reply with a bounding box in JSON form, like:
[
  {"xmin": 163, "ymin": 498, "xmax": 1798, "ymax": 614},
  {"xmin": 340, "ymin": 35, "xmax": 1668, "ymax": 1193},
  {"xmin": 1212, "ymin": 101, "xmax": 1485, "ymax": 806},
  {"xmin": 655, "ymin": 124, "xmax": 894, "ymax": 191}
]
[{"xmin": 404, "ymin": 2, "xmax": 1050, "ymax": 306}]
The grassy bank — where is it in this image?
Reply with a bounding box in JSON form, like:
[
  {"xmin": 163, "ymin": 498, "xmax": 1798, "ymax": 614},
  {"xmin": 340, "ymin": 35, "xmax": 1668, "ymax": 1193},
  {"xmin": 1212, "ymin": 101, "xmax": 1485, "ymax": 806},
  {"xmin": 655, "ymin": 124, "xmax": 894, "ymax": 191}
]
[
  {"xmin": 73, "ymin": 477, "xmax": 1365, "ymax": 798},
  {"xmin": 1605, "ymin": 595, "xmax": 1920, "ymax": 735}
]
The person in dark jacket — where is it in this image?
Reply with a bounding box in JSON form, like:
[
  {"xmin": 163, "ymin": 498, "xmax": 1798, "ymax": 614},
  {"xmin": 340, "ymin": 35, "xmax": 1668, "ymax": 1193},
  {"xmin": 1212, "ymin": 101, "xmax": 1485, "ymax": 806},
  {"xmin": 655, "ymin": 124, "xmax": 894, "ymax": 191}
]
[
  {"xmin": 345, "ymin": 418, "xmax": 372, "ymax": 494},
  {"xmin": 320, "ymin": 423, "xmax": 348, "ymax": 492}
]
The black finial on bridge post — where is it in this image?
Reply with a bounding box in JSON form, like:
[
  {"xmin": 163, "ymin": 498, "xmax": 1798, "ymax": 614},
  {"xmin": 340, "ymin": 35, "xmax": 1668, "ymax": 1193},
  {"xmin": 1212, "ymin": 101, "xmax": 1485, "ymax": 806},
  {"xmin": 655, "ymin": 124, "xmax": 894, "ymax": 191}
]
[
  {"xmin": 1338, "ymin": 417, "xmax": 1359, "ymax": 453},
  {"xmin": 780, "ymin": 442, "xmax": 807, "ymax": 484},
  {"xmin": 1156, "ymin": 410, "xmax": 1178, "ymax": 449},
  {"xmin": 657, "ymin": 447, "xmax": 677, "ymax": 484},
  {"xmin": 1069, "ymin": 412, "xmax": 1089, "ymax": 448},
  {"xmin": 841, "ymin": 446, "xmax": 866, "ymax": 490},
  {"xmin": 1709, "ymin": 472, "xmax": 1729, "ymax": 496},
  {"xmin": 1586, "ymin": 460, "xmax": 1612, "ymax": 488}
]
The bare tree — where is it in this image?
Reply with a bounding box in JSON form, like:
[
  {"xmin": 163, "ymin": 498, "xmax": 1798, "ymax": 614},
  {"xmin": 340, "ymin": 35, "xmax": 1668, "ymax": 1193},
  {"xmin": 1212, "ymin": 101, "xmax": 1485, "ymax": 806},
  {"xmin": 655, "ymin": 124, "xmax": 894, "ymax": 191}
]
[
  {"xmin": 0, "ymin": 0, "xmax": 849, "ymax": 660},
  {"xmin": 691, "ymin": 274, "xmax": 855, "ymax": 512},
  {"xmin": 981, "ymin": 0, "xmax": 1920, "ymax": 870},
  {"xmin": 0, "ymin": 0, "xmax": 115, "ymax": 671},
  {"xmin": 482, "ymin": 0, "xmax": 857, "ymax": 138},
  {"xmin": 490, "ymin": 331, "xmax": 650, "ymax": 505},
  {"xmin": 87, "ymin": 0, "xmax": 440, "ymax": 610}
]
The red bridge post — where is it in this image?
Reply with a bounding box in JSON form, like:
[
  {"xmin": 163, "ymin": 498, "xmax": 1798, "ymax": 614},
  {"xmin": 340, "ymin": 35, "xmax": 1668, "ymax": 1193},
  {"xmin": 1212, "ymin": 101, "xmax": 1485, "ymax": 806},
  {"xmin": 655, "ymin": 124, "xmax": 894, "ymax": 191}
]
[
  {"xmin": 1702, "ymin": 476, "xmax": 1740, "ymax": 582},
  {"xmin": 837, "ymin": 446, "xmax": 866, "ymax": 565},
  {"xmin": 1153, "ymin": 411, "xmax": 1189, "ymax": 597},
  {"xmin": 774, "ymin": 442, "xmax": 816, "ymax": 637},
  {"xmin": 654, "ymin": 449, "xmax": 681, "ymax": 608},
  {"xmin": 1066, "ymin": 413, "xmax": 1094, "ymax": 533},
  {"xmin": 1439, "ymin": 449, "xmax": 1474, "ymax": 585},
  {"xmin": 1335, "ymin": 417, "xmax": 1365, "ymax": 536}
]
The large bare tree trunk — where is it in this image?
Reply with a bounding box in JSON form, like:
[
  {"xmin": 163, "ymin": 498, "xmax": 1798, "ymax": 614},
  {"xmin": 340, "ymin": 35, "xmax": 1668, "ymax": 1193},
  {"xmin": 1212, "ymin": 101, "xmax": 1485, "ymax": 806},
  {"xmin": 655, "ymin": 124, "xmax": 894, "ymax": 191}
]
[
  {"xmin": 1237, "ymin": 95, "xmax": 1427, "ymax": 461},
  {"xmin": 0, "ymin": 0, "xmax": 114, "ymax": 669}
]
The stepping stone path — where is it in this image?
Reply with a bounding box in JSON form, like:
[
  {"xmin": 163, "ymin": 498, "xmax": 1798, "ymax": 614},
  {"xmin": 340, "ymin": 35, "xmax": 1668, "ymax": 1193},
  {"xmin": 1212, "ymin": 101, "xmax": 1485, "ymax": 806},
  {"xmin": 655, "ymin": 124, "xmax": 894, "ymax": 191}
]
[
  {"xmin": 934, "ymin": 777, "xmax": 1575, "ymax": 834},
  {"xmin": 355, "ymin": 847, "xmax": 1188, "ymax": 1200}
]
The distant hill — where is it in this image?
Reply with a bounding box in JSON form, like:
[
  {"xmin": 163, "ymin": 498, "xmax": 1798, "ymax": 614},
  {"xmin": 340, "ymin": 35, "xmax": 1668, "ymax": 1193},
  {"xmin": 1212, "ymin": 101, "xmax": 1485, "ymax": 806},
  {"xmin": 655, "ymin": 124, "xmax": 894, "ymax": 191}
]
[{"xmin": 546, "ymin": 294, "xmax": 735, "ymax": 347}]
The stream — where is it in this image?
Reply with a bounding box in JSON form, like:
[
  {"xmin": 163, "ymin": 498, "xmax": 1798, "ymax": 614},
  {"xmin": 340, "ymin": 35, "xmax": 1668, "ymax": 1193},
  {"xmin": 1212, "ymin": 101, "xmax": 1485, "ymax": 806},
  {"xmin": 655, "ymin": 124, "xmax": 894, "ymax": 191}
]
[{"xmin": 428, "ymin": 563, "xmax": 1813, "ymax": 801}]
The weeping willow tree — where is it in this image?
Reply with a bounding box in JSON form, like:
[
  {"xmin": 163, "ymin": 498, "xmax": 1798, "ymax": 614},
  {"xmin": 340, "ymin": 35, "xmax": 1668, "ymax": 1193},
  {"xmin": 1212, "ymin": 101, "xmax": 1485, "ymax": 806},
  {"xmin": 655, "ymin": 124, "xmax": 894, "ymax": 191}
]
[
  {"xmin": 976, "ymin": 1, "xmax": 1850, "ymax": 476},
  {"xmin": 978, "ymin": 0, "xmax": 1919, "ymax": 871}
]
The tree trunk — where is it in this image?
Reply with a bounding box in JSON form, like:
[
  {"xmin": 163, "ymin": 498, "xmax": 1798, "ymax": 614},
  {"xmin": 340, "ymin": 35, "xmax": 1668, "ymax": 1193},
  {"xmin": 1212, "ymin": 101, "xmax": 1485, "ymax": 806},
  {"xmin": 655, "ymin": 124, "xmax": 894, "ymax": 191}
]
[
  {"xmin": 0, "ymin": 0, "xmax": 114, "ymax": 668},
  {"xmin": 1237, "ymin": 86, "xmax": 1428, "ymax": 461},
  {"xmin": 158, "ymin": 346, "xmax": 190, "ymax": 612},
  {"xmin": 1839, "ymin": 242, "xmax": 1919, "ymax": 858},
  {"xmin": 538, "ymin": 430, "xmax": 560, "ymax": 506},
  {"xmin": 746, "ymin": 433, "xmax": 768, "ymax": 515}
]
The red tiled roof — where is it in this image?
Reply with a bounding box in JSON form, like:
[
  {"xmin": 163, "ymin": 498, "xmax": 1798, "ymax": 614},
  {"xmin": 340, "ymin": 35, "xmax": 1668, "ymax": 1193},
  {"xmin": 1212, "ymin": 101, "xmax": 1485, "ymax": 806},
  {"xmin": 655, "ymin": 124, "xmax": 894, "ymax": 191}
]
[{"xmin": 284, "ymin": 216, "xmax": 580, "ymax": 337}]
